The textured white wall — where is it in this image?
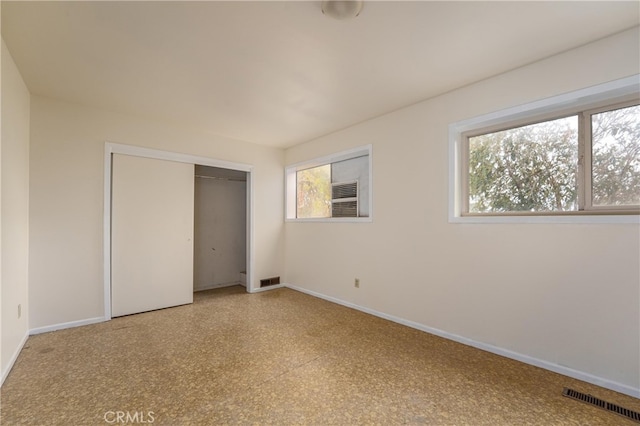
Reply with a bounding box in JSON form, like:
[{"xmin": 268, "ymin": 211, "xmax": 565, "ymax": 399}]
[
  {"xmin": 1, "ymin": 39, "xmax": 30, "ymax": 381},
  {"xmin": 28, "ymin": 96, "xmax": 284, "ymax": 329},
  {"xmin": 284, "ymin": 28, "xmax": 640, "ymax": 394}
]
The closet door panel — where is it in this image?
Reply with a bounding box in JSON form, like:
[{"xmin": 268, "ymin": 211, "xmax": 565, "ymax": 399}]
[{"xmin": 111, "ymin": 154, "xmax": 194, "ymax": 317}]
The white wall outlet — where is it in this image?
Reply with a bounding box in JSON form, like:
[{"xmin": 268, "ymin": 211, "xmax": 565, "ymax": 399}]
[
  {"xmin": 18, "ymin": 304, "xmax": 22, "ymax": 319},
  {"xmin": 355, "ymin": 278, "xmax": 360, "ymax": 288}
]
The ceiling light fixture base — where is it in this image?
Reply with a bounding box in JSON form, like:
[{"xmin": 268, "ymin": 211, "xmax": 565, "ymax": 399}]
[{"xmin": 321, "ymin": 1, "xmax": 364, "ymax": 20}]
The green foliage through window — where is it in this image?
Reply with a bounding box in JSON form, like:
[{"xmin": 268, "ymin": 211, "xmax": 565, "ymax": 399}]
[
  {"xmin": 591, "ymin": 105, "xmax": 640, "ymax": 206},
  {"xmin": 296, "ymin": 165, "xmax": 331, "ymax": 218},
  {"xmin": 469, "ymin": 117, "xmax": 578, "ymax": 213},
  {"xmin": 467, "ymin": 102, "xmax": 639, "ymax": 214}
]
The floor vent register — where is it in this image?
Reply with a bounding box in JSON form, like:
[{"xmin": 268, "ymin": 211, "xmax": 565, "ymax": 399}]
[{"xmin": 562, "ymin": 387, "xmax": 640, "ymax": 423}]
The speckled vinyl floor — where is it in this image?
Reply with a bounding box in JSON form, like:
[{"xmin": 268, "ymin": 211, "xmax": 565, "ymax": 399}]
[{"xmin": 1, "ymin": 286, "xmax": 638, "ymax": 425}]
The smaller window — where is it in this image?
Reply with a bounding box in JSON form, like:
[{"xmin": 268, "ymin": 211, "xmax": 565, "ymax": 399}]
[
  {"xmin": 296, "ymin": 164, "xmax": 331, "ymax": 218},
  {"xmin": 286, "ymin": 146, "xmax": 372, "ymax": 221}
]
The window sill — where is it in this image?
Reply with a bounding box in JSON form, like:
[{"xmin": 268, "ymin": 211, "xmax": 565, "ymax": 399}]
[
  {"xmin": 449, "ymin": 213, "xmax": 639, "ymax": 224},
  {"xmin": 285, "ymin": 217, "xmax": 373, "ymax": 223}
]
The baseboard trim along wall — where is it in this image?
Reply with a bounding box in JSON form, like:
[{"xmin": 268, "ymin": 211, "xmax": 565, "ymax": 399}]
[
  {"xmin": 13, "ymin": 285, "xmax": 638, "ymax": 398},
  {"xmin": 1, "ymin": 332, "xmax": 29, "ymax": 386},
  {"xmin": 194, "ymin": 281, "xmax": 244, "ymax": 292},
  {"xmin": 284, "ymin": 283, "xmax": 640, "ymax": 399},
  {"xmin": 24, "ymin": 285, "xmax": 279, "ymax": 338},
  {"xmin": 29, "ymin": 316, "xmax": 107, "ymax": 336}
]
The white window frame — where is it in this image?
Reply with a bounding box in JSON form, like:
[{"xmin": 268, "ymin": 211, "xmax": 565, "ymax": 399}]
[
  {"xmin": 584, "ymin": 99, "xmax": 640, "ymax": 213},
  {"xmin": 285, "ymin": 145, "xmax": 373, "ymax": 223},
  {"xmin": 449, "ymin": 75, "xmax": 640, "ymax": 224}
]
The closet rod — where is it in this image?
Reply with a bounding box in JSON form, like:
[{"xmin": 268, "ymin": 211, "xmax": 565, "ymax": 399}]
[{"xmin": 195, "ymin": 174, "xmax": 246, "ymax": 182}]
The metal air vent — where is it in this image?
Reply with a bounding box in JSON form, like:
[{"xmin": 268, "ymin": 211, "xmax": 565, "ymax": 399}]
[{"xmin": 332, "ymin": 181, "xmax": 358, "ymax": 217}]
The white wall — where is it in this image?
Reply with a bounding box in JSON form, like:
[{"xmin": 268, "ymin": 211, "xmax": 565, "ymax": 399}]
[
  {"xmin": 284, "ymin": 27, "xmax": 640, "ymax": 395},
  {"xmin": 194, "ymin": 176, "xmax": 247, "ymax": 290},
  {"xmin": 29, "ymin": 96, "xmax": 284, "ymax": 330},
  {"xmin": 1, "ymin": 39, "xmax": 30, "ymax": 382}
]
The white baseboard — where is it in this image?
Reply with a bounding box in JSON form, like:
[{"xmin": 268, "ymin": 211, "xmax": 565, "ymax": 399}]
[
  {"xmin": 29, "ymin": 316, "xmax": 107, "ymax": 335},
  {"xmin": 17, "ymin": 285, "xmax": 639, "ymax": 398},
  {"xmin": 285, "ymin": 283, "xmax": 640, "ymax": 399},
  {"xmin": 1, "ymin": 332, "xmax": 29, "ymax": 387},
  {"xmin": 194, "ymin": 281, "xmax": 242, "ymax": 292}
]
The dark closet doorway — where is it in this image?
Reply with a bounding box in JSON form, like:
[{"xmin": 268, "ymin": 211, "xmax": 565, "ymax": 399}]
[{"xmin": 193, "ymin": 165, "xmax": 248, "ymax": 292}]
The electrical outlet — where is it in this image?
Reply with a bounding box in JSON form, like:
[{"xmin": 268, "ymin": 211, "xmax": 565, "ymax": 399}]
[
  {"xmin": 18, "ymin": 304, "xmax": 21, "ymax": 319},
  {"xmin": 355, "ymin": 278, "xmax": 360, "ymax": 288}
]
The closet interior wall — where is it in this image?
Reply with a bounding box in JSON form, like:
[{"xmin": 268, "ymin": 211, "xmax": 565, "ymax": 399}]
[{"xmin": 193, "ymin": 165, "xmax": 247, "ymax": 292}]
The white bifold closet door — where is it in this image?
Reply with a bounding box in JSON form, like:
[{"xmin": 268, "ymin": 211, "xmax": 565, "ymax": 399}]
[{"xmin": 111, "ymin": 154, "xmax": 194, "ymax": 317}]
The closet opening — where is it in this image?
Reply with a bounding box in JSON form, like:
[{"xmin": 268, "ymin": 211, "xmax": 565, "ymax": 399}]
[
  {"xmin": 194, "ymin": 165, "xmax": 248, "ymax": 293},
  {"xmin": 104, "ymin": 142, "xmax": 255, "ymax": 321}
]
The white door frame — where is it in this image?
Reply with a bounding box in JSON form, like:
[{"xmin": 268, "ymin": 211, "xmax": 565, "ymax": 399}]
[{"xmin": 103, "ymin": 142, "xmax": 254, "ymax": 321}]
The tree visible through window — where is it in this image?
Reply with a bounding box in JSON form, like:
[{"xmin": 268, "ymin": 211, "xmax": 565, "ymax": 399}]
[
  {"xmin": 466, "ymin": 102, "xmax": 639, "ymax": 214},
  {"xmin": 468, "ymin": 116, "xmax": 579, "ymax": 213},
  {"xmin": 296, "ymin": 165, "xmax": 331, "ymax": 218},
  {"xmin": 591, "ymin": 104, "xmax": 640, "ymax": 207},
  {"xmin": 287, "ymin": 146, "xmax": 371, "ymax": 221}
]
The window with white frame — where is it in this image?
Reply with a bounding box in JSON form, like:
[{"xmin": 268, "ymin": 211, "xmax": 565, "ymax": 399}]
[
  {"xmin": 286, "ymin": 146, "xmax": 372, "ymax": 221},
  {"xmin": 451, "ymin": 76, "xmax": 639, "ymax": 220}
]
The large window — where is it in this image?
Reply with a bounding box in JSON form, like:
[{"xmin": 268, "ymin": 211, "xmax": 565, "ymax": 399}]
[
  {"xmin": 450, "ymin": 76, "xmax": 639, "ymax": 222},
  {"xmin": 286, "ymin": 146, "xmax": 372, "ymax": 221},
  {"xmin": 465, "ymin": 102, "xmax": 638, "ymax": 215}
]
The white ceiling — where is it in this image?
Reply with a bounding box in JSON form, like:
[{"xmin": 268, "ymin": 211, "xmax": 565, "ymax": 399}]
[{"xmin": 2, "ymin": 1, "xmax": 638, "ymax": 148}]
